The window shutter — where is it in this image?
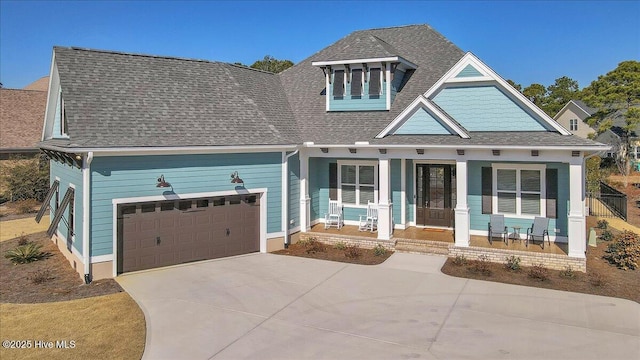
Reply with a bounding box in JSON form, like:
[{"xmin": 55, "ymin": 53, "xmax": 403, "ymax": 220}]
[
  {"xmin": 351, "ymin": 69, "xmax": 362, "ymax": 96},
  {"xmin": 482, "ymin": 167, "xmax": 492, "ymax": 214},
  {"xmin": 369, "ymin": 68, "xmax": 380, "ymax": 95},
  {"xmin": 36, "ymin": 180, "xmax": 60, "ymax": 223},
  {"xmin": 333, "ymin": 70, "xmax": 344, "ymax": 97},
  {"xmin": 546, "ymin": 168, "xmax": 558, "ymax": 219},
  {"xmin": 47, "ymin": 187, "xmax": 74, "ymax": 237},
  {"xmin": 329, "ymin": 163, "xmax": 337, "ymax": 201}
]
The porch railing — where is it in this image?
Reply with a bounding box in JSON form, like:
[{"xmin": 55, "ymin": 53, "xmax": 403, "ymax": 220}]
[{"xmin": 587, "ymin": 181, "xmax": 627, "ymax": 221}]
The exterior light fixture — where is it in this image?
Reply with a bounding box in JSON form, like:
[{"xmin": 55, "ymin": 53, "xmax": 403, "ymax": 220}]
[
  {"xmin": 349, "ymin": 148, "xmax": 357, "ymax": 154},
  {"xmin": 416, "ymin": 149, "xmax": 424, "ymax": 155},
  {"xmin": 320, "ymin": 148, "xmax": 329, "ymax": 153},
  {"xmin": 156, "ymin": 175, "xmax": 171, "ymax": 188},
  {"xmin": 379, "ymin": 149, "xmax": 387, "ymax": 154},
  {"xmin": 230, "ymin": 171, "xmax": 244, "ymax": 184},
  {"xmin": 456, "ymin": 149, "xmax": 465, "ymax": 155},
  {"xmin": 531, "ymin": 150, "xmax": 539, "ymax": 157}
]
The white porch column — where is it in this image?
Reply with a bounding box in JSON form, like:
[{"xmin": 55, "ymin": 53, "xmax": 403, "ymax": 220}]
[
  {"xmin": 378, "ymin": 158, "xmax": 393, "ymax": 240},
  {"xmin": 299, "ymin": 151, "xmax": 311, "ymax": 232},
  {"xmin": 568, "ymin": 158, "xmax": 586, "ymax": 258},
  {"xmin": 454, "ymin": 159, "xmax": 470, "ymax": 247},
  {"xmin": 400, "ymin": 159, "xmax": 406, "ymax": 228}
]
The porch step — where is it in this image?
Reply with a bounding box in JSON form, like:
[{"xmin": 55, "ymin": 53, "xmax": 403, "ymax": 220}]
[{"xmin": 394, "ymin": 239, "xmax": 451, "ymax": 255}]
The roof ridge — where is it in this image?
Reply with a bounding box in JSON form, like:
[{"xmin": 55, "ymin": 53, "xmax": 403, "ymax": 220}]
[
  {"xmin": 0, "ymin": 88, "xmax": 46, "ymax": 93},
  {"xmin": 353, "ymin": 24, "xmax": 432, "ymax": 33}
]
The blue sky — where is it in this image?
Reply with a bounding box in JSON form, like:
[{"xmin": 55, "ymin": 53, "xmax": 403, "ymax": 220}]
[{"xmin": 1, "ymin": 1, "xmax": 638, "ymax": 90}]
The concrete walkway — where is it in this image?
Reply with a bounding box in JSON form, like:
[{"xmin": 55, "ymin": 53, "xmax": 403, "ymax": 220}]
[
  {"xmin": 117, "ymin": 253, "xmax": 640, "ymax": 360},
  {"xmin": 0, "ymin": 215, "xmax": 49, "ymax": 241}
]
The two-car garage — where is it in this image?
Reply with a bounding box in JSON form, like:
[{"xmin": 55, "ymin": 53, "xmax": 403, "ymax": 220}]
[{"xmin": 117, "ymin": 194, "xmax": 260, "ymax": 273}]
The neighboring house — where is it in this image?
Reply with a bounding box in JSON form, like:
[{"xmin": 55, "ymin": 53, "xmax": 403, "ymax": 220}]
[
  {"xmin": 38, "ymin": 25, "xmax": 607, "ymax": 281},
  {"xmin": 594, "ymin": 107, "xmax": 640, "ymax": 163},
  {"xmin": 553, "ymin": 99, "xmax": 597, "ymax": 139},
  {"xmin": 23, "ymin": 76, "xmax": 50, "ymax": 92},
  {"xmin": 0, "ymin": 82, "xmax": 48, "ymax": 159}
]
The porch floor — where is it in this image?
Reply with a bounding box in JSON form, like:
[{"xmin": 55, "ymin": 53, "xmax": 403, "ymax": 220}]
[{"xmin": 307, "ymin": 223, "xmax": 568, "ymax": 256}]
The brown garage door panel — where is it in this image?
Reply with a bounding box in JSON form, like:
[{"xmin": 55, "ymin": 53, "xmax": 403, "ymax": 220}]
[{"xmin": 120, "ymin": 194, "xmax": 260, "ymax": 273}]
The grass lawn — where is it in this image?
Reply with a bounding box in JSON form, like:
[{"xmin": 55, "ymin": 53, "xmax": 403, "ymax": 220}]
[{"xmin": 0, "ymin": 292, "xmax": 145, "ymax": 360}]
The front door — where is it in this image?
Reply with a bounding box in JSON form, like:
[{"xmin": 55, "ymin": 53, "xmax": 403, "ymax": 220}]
[{"xmin": 416, "ymin": 164, "xmax": 454, "ymax": 227}]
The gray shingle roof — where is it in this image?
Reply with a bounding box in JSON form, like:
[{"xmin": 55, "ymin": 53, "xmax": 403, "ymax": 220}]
[
  {"xmin": 279, "ymin": 24, "xmax": 467, "ymax": 145},
  {"xmin": 370, "ymin": 132, "xmax": 605, "ymax": 147},
  {"xmin": 322, "ymin": 34, "xmax": 404, "ymax": 62},
  {"xmin": 572, "ymin": 100, "xmax": 597, "ymax": 116},
  {"xmin": 51, "ymin": 47, "xmax": 300, "ymax": 147}
]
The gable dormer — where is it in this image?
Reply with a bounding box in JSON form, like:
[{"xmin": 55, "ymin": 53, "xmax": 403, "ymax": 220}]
[{"xmin": 312, "ymin": 34, "xmax": 416, "ymax": 112}]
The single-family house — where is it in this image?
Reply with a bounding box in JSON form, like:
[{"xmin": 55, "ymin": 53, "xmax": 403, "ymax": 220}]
[
  {"xmin": 0, "ymin": 84, "xmax": 47, "ymax": 159},
  {"xmin": 37, "ymin": 25, "xmax": 608, "ymax": 282},
  {"xmin": 553, "ymin": 99, "xmax": 597, "ymax": 139},
  {"xmin": 593, "ymin": 107, "xmax": 640, "ymax": 161}
]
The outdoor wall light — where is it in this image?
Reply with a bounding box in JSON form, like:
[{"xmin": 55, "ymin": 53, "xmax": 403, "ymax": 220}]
[
  {"xmin": 230, "ymin": 171, "xmax": 244, "ymax": 184},
  {"xmin": 156, "ymin": 175, "xmax": 171, "ymax": 188}
]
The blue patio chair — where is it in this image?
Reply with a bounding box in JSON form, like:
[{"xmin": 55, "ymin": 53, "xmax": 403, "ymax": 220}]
[
  {"xmin": 488, "ymin": 214, "xmax": 508, "ymax": 245},
  {"xmin": 526, "ymin": 216, "xmax": 550, "ymax": 249}
]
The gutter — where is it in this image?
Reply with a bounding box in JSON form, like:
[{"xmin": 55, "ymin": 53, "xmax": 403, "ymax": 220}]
[
  {"xmin": 82, "ymin": 152, "xmax": 93, "ymax": 284},
  {"xmin": 282, "ymin": 149, "xmax": 300, "ymax": 249}
]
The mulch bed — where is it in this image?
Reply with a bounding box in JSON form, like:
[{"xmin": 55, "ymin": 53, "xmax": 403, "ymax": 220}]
[
  {"xmin": 442, "ymin": 216, "xmax": 639, "ymax": 303},
  {"xmin": 274, "ymin": 241, "xmax": 393, "ymax": 265},
  {"xmin": 0, "ymin": 232, "xmax": 124, "ymax": 304}
]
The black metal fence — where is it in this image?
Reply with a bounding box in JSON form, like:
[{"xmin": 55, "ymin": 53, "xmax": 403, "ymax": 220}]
[{"xmin": 587, "ymin": 182, "xmax": 627, "ymax": 221}]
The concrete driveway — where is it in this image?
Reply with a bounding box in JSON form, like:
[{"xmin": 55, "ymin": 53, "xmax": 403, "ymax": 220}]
[{"xmin": 117, "ymin": 253, "xmax": 640, "ymax": 360}]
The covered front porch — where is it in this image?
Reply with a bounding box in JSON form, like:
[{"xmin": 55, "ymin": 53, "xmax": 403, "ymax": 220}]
[{"xmin": 305, "ymin": 223, "xmax": 569, "ymax": 256}]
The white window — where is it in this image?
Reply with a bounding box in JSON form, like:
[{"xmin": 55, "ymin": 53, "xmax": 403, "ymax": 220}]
[
  {"xmin": 493, "ymin": 164, "xmax": 545, "ymax": 217},
  {"xmin": 569, "ymin": 119, "xmax": 578, "ymax": 131},
  {"xmin": 338, "ymin": 160, "xmax": 378, "ymax": 207}
]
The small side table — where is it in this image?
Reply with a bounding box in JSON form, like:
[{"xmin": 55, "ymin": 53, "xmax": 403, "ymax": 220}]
[{"xmin": 511, "ymin": 226, "xmax": 522, "ymax": 244}]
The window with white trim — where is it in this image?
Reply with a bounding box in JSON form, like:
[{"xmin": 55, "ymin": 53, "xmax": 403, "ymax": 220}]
[
  {"xmin": 493, "ymin": 164, "xmax": 545, "ymax": 217},
  {"xmin": 338, "ymin": 161, "xmax": 378, "ymax": 206},
  {"xmin": 569, "ymin": 119, "xmax": 578, "ymax": 131}
]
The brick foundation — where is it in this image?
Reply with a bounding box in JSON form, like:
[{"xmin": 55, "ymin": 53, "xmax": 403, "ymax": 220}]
[{"xmin": 299, "ymin": 233, "xmax": 394, "ymax": 250}]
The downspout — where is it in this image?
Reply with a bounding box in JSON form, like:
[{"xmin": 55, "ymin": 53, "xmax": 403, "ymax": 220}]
[
  {"xmin": 283, "ymin": 149, "xmax": 300, "ymax": 248},
  {"xmin": 82, "ymin": 152, "xmax": 93, "ymax": 284}
]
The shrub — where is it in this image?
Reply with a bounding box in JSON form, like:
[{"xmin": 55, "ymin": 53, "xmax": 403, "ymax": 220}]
[
  {"xmin": 4, "ymin": 243, "xmax": 48, "ymax": 264},
  {"xmin": 588, "ymin": 272, "xmax": 606, "ymax": 287},
  {"xmin": 603, "ymin": 230, "xmax": 640, "ymax": 270},
  {"xmin": 373, "ymin": 244, "xmax": 387, "ymax": 257},
  {"xmin": 296, "ymin": 237, "xmax": 312, "ymax": 247},
  {"xmin": 599, "ymin": 229, "xmax": 613, "ymax": 242},
  {"xmin": 452, "ymin": 254, "xmax": 467, "ymax": 266},
  {"xmin": 333, "ymin": 241, "xmax": 347, "ymax": 250},
  {"xmin": 468, "ymin": 254, "xmax": 492, "ymax": 276},
  {"xmin": 596, "ymin": 219, "xmax": 609, "ymax": 230},
  {"xmin": 2, "ymin": 157, "xmax": 50, "ymax": 202},
  {"xmin": 504, "ymin": 255, "xmax": 521, "ymax": 271},
  {"xmin": 17, "ymin": 233, "xmax": 29, "ymax": 246},
  {"xmin": 29, "ymin": 269, "xmax": 54, "ymax": 284},
  {"xmin": 559, "ymin": 266, "xmax": 575, "ymax": 279},
  {"xmin": 528, "ymin": 264, "xmax": 549, "ymax": 281},
  {"xmin": 304, "ymin": 238, "xmax": 326, "ymax": 254},
  {"xmin": 344, "ymin": 245, "xmax": 362, "ymax": 259}
]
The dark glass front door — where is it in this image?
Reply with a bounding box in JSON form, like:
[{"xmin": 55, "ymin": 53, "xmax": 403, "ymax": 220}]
[{"xmin": 416, "ymin": 164, "xmax": 454, "ymax": 227}]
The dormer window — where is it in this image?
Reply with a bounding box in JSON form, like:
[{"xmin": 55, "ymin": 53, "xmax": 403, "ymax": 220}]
[{"xmin": 313, "ymin": 56, "xmax": 417, "ymax": 112}]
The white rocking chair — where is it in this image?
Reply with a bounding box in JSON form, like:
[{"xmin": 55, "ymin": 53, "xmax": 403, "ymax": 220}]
[
  {"xmin": 358, "ymin": 201, "xmax": 378, "ymax": 232},
  {"xmin": 325, "ymin": 200, "xmax": 343, "ymax": 229}
]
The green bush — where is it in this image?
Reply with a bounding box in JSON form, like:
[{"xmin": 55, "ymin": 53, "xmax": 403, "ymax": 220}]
[
  {"xmin": 2, "ymin": 156, "xmax": 50, "ymax": 202},
  {"xmin": 373, "ymin": 244, "xmax": 387, "ymax": 257},
  {"xmin": 333, "ymin": 241, "xmax": 347, "ymax": 250},
  {"xmin": 504, "ymin": 255, "xmax": 521, "ymax": 271},
  {"xmin": 596, "ymin": 219, "xmax": 609, "ymax": 230},
  {"xmin": 4, "ymin": 243, "xmax": 48, "ymax": 264},
  {"xmin": 528, "ymin": 264, "xmax": 549, "ymax": 281},
  {"xmin": 603, "ymin": 231, "xmax": 639, "ymax": 270},
  {"xmin": 599, "ymin": 229, "xmax": 613, "ymax": 242}
]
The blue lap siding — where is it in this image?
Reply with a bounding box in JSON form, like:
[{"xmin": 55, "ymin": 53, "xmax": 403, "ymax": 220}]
[
  {"xmin": 50, "ymin": 160, "xmax": 84, "ymax": 255},
  {"xmin": 89, "ymin": 152, "xmax": 283, "ymax": 257}
]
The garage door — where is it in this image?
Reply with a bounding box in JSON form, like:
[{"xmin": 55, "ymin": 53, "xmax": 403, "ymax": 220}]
[{"xmin": 118, "ymin": 194, "xmax": 259, "ymax": 273}]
